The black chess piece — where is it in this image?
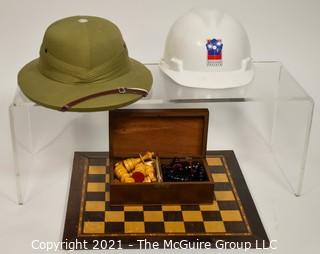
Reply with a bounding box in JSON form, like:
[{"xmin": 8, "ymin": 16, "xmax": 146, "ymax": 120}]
[{"xmin": 162, "ymin": 158, "xmax": 208, "ymax": 182}]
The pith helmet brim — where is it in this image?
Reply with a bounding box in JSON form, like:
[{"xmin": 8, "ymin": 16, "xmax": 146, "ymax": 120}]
[{"xmin": 18, "ymin": 58, "xmax": 152, "ymax": 112}]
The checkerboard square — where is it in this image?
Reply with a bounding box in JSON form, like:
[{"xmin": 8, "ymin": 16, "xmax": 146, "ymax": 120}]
[
  {"xmin": 105, "ymin": 222, "xmax": 124, "ymax": 233},
  {"xmin": 124, "ymin": 205, "xmax": 143, "ymax": 211},
  {"xmin": 125, "ymin": 222, "xmax": 145, "ymax": 233},
  {"xmin": 206, "ymin": 157, "xmax": 223, "ymax": 166},
  {"xmin": 218, "ymin": 201, "xmax": 239, "ymax": 210},
  {"xmin": 88, "ymin": 166, "xmax": 106, "ymax": 175},
  {"xmin": 105, "ymin": 211, "xmax": 124, "ymax": 222},
  {"xmin": 204, "ymin": 221, "xmax": 226, "ymax": 233},
  {"xmin": 220, "ymin": 210, "xmax": 243, "ymax": 221},
  {"xmin": 214, "ymin": 182, "xmax": 232, "ymax": 191},
  {"xmin": 181, "ymin": 205, "xmax": 200, "ymax": 210},
  {"xmin": 85, "ymin": 201, "xmax": 105, "ymax": 212},
  {"xmin": 164, "ymin": 222, "xmax": 185, "ymax": 233},
  {"xmin": 143, "ymin": 205, "xmax": 162, "ymax": 211},
  {"xmin": 144, "ymin": 211, "xmax": 164, "ymax": 222},
  {"xmin": 105, "ymin": 192, "xmax": 110, "ymax": 202},
  {"xmin": 87, "ymin": 174, "xmax": 105, "ymax": 182},
  {"xmin": 105, "ymin": 174, "xmax": 110, "ymax": 183},
  {"xmin": 86, "ymin": 192, "xmax": 105, "ymax": 201},
  {"xmin": 215, "ymin": 191, "xmax": 235, "ymax": 201},
  {"xmin": 201, "ymin": 211, "xmax": 222, "ymax": 221},
  {"xmin": 145, "ymin": 222, "xmax": 165, "ymax": 233},
  {"xmin": 83, "ymin": 222, "xmax": 105, "ymax": 234},
  {"xmin": 84, "ymin": 211, "xmax": 105, "ymax": 221},
  {"xmin": 163, "ymin": 211, "xmax": 183, "ymax": 221},
  {"xmin": 211, "ymin": 166, "xmax": 226, "ymax": 174},
  {"xmin": 162, "ymin": 205, "xmax": 181, "ymax": 211},
  {"xmin": 108, "ymin": 205, "xmax": 124, "ymax": 211},
  {"xmin": 199, "ymin": 202, "xmax": 219, "ymax": 211},
  {"xmin": 212, "ymin": 173, "xmax": 229, "ymax": 183},
  {"xmin": 182, "ymin": 211, "xmax": 203, "ymax": 221},
  {"xmin": 224, "ymin": 221, "xmax": 248, "ymax": 233},
  {"xmin": 87, "ymin": 183, "xmax": 105, "ymax": 192},
  {"xmin": 185, "ymin": 222, "xmax": 205, "ymax": 233},
  {"xmin": 125, "ymin": 211, "xmax": 144, "ymax": 221}
]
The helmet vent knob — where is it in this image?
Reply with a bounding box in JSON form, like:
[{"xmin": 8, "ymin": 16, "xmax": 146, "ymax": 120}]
[{"xmin": 78, "ymin": 18, "xmax": 88, "ymax": 23}]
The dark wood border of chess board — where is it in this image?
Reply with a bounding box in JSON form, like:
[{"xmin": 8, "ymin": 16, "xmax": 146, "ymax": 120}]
[{"xmin": 63, "ymin": 151, "xmax": 269, "ymax": 249}]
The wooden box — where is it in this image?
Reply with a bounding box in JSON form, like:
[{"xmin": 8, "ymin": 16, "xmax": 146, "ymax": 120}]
[{"xmin": 109, "ymin": 109, "xmax": 214, "ymax": 204}]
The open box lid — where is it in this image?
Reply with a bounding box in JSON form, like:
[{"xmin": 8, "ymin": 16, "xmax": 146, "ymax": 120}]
[{"xmin": 109, "ymin": 109, "xmax": 209, "ymax": 158}]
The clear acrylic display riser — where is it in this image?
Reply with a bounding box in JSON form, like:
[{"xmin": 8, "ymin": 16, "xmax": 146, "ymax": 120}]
[{"xmin": 9, "ymin": 62, "xmax": 314, "ymax": 205}]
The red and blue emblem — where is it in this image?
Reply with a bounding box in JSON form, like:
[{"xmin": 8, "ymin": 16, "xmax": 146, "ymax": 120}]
[{"xmin": 206, "ymin": 38, "xmax": 223, "ymax": 65}]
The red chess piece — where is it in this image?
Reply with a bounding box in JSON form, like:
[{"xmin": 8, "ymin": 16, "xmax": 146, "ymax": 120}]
[{"xmin": 132, "ymin": 172, "xmax": 145, "ymax": 183}]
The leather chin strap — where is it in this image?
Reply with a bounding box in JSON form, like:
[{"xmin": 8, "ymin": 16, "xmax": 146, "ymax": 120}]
[{"xmin": 60, "ymin": 87, "xmax": 148, "ymax": 112}]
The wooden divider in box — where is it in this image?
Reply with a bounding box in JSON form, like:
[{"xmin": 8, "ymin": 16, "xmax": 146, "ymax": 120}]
[{"xmin": 108, "ymin": 109, "xmax": 214, "ymax": 205}]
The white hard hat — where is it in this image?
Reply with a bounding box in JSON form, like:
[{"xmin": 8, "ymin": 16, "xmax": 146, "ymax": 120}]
[{"xmin": 160, "ymin": 8, "xmax": 254, "ymax": 89}]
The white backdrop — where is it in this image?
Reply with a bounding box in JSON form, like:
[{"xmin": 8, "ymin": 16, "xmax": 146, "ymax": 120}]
[
  {"xmin": 0, "ymin": 0, "xmax": 319, "ymax": 253},
  {"xmin": 1, "ymin": 0, "xmax": 319, "ymax": 175}
]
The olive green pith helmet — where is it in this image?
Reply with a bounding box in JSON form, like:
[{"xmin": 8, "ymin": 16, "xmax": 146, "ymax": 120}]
[{"xmin": 18, "ymin": 16, "xmax": 152, "ymax": 112}]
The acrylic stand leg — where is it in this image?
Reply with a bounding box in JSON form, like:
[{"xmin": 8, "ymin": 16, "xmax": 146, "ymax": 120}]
[
  {"xmin": 296, "ymin": 102, "xmax": 314, "ymax": 196},
  {"xmin": 9, "ymin": 103, "xmax": 23, "ymax": 205},
  {"xmin": 270, "ymin": 99, "xmax": 314, "ymax": 197}
]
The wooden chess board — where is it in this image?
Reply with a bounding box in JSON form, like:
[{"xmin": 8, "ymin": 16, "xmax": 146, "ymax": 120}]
[{"xmin": 63, "ymin": 151, "xmax": 269, "ymax": 249}]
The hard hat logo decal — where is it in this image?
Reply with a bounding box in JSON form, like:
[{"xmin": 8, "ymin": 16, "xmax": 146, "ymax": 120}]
[{"xmin": 206, "ymin": 39, "xmax": 223, "ymax": 66}]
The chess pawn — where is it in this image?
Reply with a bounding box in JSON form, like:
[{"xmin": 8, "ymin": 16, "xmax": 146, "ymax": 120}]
[
  {"xmin": 114, "ymin": 162, "xmax": 135, "ymax": 183},
  {"xmin": 123, "ymin": 152, "xmax": 155, "ymax": 172},
  {"xmin": 123, "ymin": 176, "xmax": 135, "ymax": 183},
  {"xmin": 133, "ymin": 162, "xmax": 146, "ymax": 176},
  {"xmin": 123, "ymin": 157, "xmax": 141, "ymax": 172},
  {"xmin": 141, "ymin": 151, "xmax": 154, "ymax": 161},
  {"xmin": 144, "ymin": 176, "xmax": 151, "ymax": 183},
  {"xmin": 120, "ymin": 172, "xmax": 135, "ymax": 183},
  {"xmin": 114, "ymin": 163, "xmax": 128, "ymax": 179},
  {"xmin": 145, "ymin": 164, "xmax": 157, "ymax": 182}
]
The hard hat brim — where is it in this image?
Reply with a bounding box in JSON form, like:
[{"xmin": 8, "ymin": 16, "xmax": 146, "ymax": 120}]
[
  {"xmin": 160, "ymin": 64, "xmax": 254, "ymax": 89},
  {"xmin": 18, "ymin": 58, "xmax": 152, "ymax": 112}
]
